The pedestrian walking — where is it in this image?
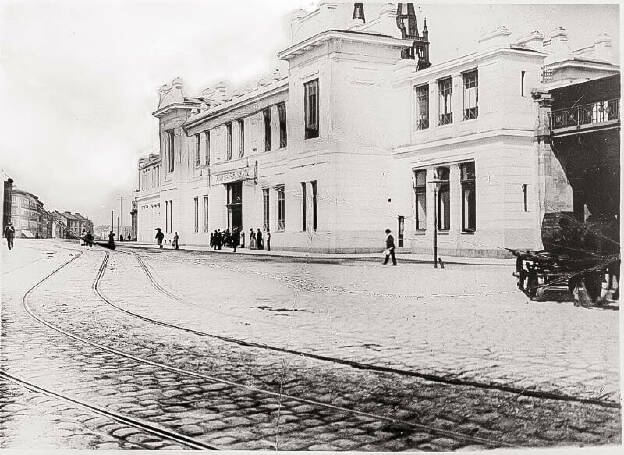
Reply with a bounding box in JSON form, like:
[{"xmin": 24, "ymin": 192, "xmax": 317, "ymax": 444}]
[
  {"xmin": 216, "ymin": 229, "xmax": 223, "ymax": 250},
  {"xmin": 256, "ymin": 228, "xmax": 264, "ymax": 250},
  {"xmin": 383, "ymin": 229, "xmax": 397, "ymax": 265},
  {"xmin": 86, "ymin": 232, "xmax": 94, "ymax": 248},
  {"xmin": 173, "ymin": 232, "xmax": 179, "ymax": 250},
  {"xmin": 155, "ymin": 228, "xmax": 164, "ymax": 249},
  {"xmin": 232, "ymin": 228, "xmax": 240, "ymax": 252},
  {"xmin": 80, "ymin": 229, "xmax": 86, "ymax": 246},
  {"xmin": 4, "ymin": 222, "xmax": 15, "ymax": 250},
  {"xmin": 108, "ymin": 231, "xmax": 116, "ymax": 250},
  {"xmin": 210, "ymin": 232, "xmax": 214, "ymax": 249}
]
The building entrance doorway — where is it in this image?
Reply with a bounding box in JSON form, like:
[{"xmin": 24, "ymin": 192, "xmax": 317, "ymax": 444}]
[{"xmin": 226, "ymin": 182, "xmax": 243, "ymax": 232}]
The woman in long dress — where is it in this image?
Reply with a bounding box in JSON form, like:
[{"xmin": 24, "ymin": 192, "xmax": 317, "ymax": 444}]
[{"xmin": 249, "ymin": 228, "xmax": 256, "ymax": 250}]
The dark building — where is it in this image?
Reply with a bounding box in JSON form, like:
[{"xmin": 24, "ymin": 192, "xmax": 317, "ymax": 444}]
[
  {"xmin": 547, "ymin": 75, "xmax": 619, "ymax": 224},
  {"xmin": 3, "ymin": 178, "xmax": 13, "ymax": 236}
]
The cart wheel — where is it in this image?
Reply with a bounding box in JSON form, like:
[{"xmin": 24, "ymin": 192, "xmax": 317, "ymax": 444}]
[{"xmin": 574, "ymin": 274, "xmax": 604, "ymax": 306}]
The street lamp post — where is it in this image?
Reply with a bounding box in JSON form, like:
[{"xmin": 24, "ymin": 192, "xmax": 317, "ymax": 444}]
[{"xmin": 428, "ymin": 178, "xmax": 444, "ymax": 269}]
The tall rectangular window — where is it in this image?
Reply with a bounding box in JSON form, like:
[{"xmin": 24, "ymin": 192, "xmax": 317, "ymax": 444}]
[
  {"xmin": 193, "ymin": 197, "xmax": 199, "ymax": 233},
  {"xmin": 521, "ymin": 71, "xmax": 526, "ymax": 97},
  {"xmin": 438, "ymin": 78, "xmax": 453, "ymax": 125},
  {"xmin": 263, "ymin": 188, "xmax": 270, "ymax": 232},
  {"xmin": 169, "ymin": 200, "xmax": 173, "ymax": 233},
  {"xmin": 414, "ymin": 170, "xmax": 427, "ymax": 230},
  {"xmin": 226, "ymin": 122, "xmax": 232, "ymax": 160},
  {"xmin": 203, "ymin": 196, "xmax": 209, "ymax": 232},
  {"xmin": 460, "ymin": 162, "xmax": 476, "ymax": 232},
  {"xmin": 522, "ymin": 184, "xmax": 528, "ymax": 212},
  {"xmin": 238, "ymin": 119, "xmax": 245, "ymax": 158},
  {"xmin": 276, "ymin": 185, "xmax": 285, "ymax": 231},
  {"xmin": 263, "ymin": 108, "xmax": 271, "ymax": 151},
  {"xmin": 463, "ymin": 70, "xmax": 478, "ymax": 120},
  {"xmin": 436, "ymin": 167, "xmax": 450, "ymax": 230},
  {"xmin": 301, "ymin": 182, "xmax": 307, "ymax": 232},
  {"xmin": 311, "ymin": 180, "xmax": 317, "ymax": 231},
  {"xmin": 277, "ymin": 102, "xmax": 287, "ymax": 148},
  {"xmin": 415, "ymin": 85, "xmax": 429, "ymax": 130},
  {"xmin": 205, "ymin": 130, "xmax": 211, "ymax": 165},
  {"xmin": 304, "ymin": 79, "xmax": 319, "ymax": 139},
  {"xmin": 194, "ymin": 133, "xmax": 201, "ymax": 166},
  {"xmin": 166, "ymin": 131, "xmax": 175, "ymax": 172},
  {"xmin": 165, "ymin": 201, "xmax": 169, "ymax": 233}
]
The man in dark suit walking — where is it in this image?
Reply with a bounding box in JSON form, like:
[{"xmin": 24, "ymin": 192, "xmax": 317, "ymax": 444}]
[{"xmin": 383, "ymin": 229, "xmax": 397, "ymax": 265}]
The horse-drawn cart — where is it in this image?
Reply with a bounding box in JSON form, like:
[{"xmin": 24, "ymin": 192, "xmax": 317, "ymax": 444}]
[{"xmin": 509, "ymin": 212, "xmax": 619, "ymax": 306}]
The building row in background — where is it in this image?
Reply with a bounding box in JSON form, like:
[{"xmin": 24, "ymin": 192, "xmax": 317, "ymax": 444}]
[
  {"xmin": 1, "ymin": 178, "xmax": 93, "ymax": 240},
  {"xmin": 135, "ymin": 2, "xmax": 619, "ymax": 256}
]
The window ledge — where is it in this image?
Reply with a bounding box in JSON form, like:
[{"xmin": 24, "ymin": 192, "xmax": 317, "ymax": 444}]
[
  {"xmin": 437, "ymin": 230, "xmax": 450, "ymax": 235},
  {"xmin": 461, "ymin": 230, "xmax": 476, "ymax": 235},
  {"xmin": 413, "ymin": 230, "xmax": 427, "ymax": 235}
]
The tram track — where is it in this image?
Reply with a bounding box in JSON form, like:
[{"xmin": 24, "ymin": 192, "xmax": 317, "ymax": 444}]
[
  {"xmin": 4, "ymin": 248, "xmax": 216, "ymax": 450},
  {"xmin": 18, "ymin": 248, "xmax": 521, "ymax": 450},
  {"xmin": 120, "ymin": 248, "xmax": 619, "ymax": 410},
  {"xmin": 0, "ymin": 371, "xmax": 218, "ymax": 450}
]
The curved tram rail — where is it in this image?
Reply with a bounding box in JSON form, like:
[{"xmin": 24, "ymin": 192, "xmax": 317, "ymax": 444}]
[
  {"xmin": 15, "ymin": 247, "xmax": 522, "ymax": 450},
  {"xmin": 118, "ymin": 248, "xmax": 618, "ymax": 409},
  {"xmin": 6, "ymin": 251, "xmax": 217, "ymax": 450}
]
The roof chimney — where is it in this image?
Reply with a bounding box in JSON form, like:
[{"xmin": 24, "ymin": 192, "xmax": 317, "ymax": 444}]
[
  {"xmin": 593, "ymin": 32, "xmax": 613, "ymax": 63},
  {"xmin": 478, "ymin": 26, "xmax": 512, "ymax": 52}
]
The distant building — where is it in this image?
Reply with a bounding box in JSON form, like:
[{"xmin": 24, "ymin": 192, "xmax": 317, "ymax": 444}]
[
  {"xmin": 51, "ymin": 211, "xmax": 68, "ymax": 238},
  {"xmin": 11, "ymin": 188, "xmax": 44, "ymax": 238}
]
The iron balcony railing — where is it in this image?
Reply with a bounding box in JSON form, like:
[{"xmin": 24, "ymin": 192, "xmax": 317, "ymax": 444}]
[{"xmin": 549, "ymin": 98, "xmax": 619, "ymax": 130}]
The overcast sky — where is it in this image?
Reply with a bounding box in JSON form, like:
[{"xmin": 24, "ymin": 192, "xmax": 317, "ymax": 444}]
[{"xmin": 0, "ymin": 1, "xmax": 619, "ymax": 226}]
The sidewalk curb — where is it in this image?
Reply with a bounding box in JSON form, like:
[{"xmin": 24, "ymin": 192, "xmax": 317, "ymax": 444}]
[{"xmin": 117, "ymin": 243, "xmax": 514, "ymax": 267}]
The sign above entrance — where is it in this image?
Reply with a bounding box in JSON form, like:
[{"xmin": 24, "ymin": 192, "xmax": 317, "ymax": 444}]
[{"xmin": 211, "ymin": 163, "xmax": 257, "ymax": 186}]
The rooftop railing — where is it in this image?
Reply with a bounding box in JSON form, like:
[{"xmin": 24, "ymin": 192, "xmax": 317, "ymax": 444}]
[{"xmin": 549, "ymin": 98, "xmax": 619, "ymax": 130}]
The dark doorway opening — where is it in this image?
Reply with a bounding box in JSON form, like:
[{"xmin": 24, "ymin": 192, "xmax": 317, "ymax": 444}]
[{"xmin": 226, "ymin": 182, "xmax": 243, "ymax": 232}]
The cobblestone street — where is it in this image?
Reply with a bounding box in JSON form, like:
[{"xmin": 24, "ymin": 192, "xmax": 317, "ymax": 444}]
[{"xmin": 0, "ymin": 239, "xmax": 621, "ymax": 451}]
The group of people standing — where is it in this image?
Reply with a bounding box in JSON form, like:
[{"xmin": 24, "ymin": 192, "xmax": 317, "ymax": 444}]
[{"xmin": 210, "ymin": 227, "xmax": 266, "ymax": 252}]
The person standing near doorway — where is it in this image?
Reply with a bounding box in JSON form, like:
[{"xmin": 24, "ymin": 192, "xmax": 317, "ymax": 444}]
[
  {"xmin": 173, "ymin": 232, "xmax": 179, "ymax": 250},
  {"xmin": 383, "ymin": 229, "xmax": 397, "ymax": 265},
  {"xmin": 232, "ymin": 228, "xmax": 240, "ymax": 253},
  {"xmin": 256, "ymin": 228, "xmax": 264, "ymax": 250}
]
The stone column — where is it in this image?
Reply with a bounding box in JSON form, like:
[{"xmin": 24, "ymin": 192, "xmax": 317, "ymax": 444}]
[
  {"xmin": 429, "ymin": 81, "xmax": 439, "ymax": 128},
  {"xmin": 450, "ymin": 164, "xmax": 462, "ymax": 235},
  {"xmin": 451, "ymin": 72, "xmax": 463, "ymax": 124},
  {"xmin": 532, "ymin": 90, "xmax": 573, "ymax": 228}
]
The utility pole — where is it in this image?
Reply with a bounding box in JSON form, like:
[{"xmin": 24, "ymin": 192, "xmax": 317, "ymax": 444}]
[
  {"xmin": 110, "ymin": 210, "xmax": 113, "ymax": 233},
  {"xmin": 119, "ymin": 196, "xmax": 123, "ymax": 240}
]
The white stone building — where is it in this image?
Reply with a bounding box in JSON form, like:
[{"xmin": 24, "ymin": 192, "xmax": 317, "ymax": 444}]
[{"xmin": 135, "ymin": 2, "xmax": 618, "ymax": 256}]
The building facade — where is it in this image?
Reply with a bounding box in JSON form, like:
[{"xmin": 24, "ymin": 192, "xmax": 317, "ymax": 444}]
[
  {"xmin": 135, "ymin": 3, "xmax": 618, "ymax": 256},
  {"xmin": 10, "ymin": 189, "xmax": 44, "ymax": 238}
]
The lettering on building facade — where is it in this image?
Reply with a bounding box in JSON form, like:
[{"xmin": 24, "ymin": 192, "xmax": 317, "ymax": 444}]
[{"xmin": 210, "ymin": 164, "xmax": 257, "ymax": 186}]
